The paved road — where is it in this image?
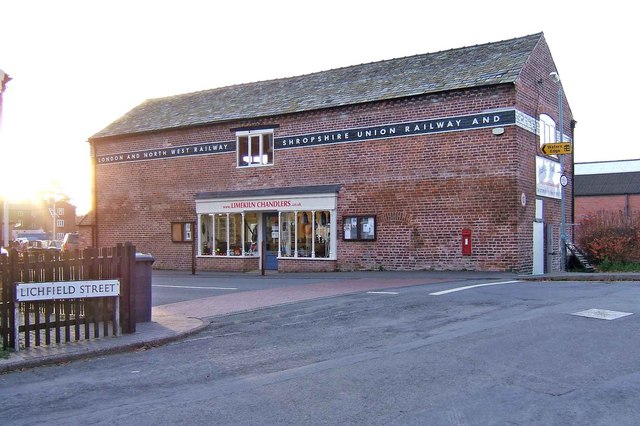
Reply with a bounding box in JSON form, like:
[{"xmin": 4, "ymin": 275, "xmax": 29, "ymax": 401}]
[
  {"xmin": 150, "ymin": 270, "xmax": 517, "ymax": 306},
  {"xmin": 2, "ymin": 278, "xmax": 640, "ymax": 425}
]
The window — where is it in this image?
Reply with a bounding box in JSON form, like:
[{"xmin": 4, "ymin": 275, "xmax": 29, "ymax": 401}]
[
  {"xmin": 198, "ymin": 213, "xmax": 259, "ymax": 257},
  {"xmin": 280, "ymin": 210, "xmax": 332, "ymax": 258},
  {"xmin": 237, "ymin": 130, "xmax": 274, "ymax": 167},
  {"xmin": 57, "ymin": 219, "xmax": 64, "ymax": 228},
  {"xmin": 171, "ymin": 222, "xmax": 193, "ymax": 242},
  {"xmin": 343, "ymin": 216, "xmax": 376, "ymax": 241},
  {"xmin": 539, "ymin": 114, "xmax": 556, "ymax": 147},
  {"xmin": 57, "ymin": 207, "xmax": 65, "ymax": 216},
  {"xmin": 243, "ymin": 212, "xmax": 259, "ymax": 256},
  {"xmin": 200, "ymin": 214, "xmax": 214, "ymax": 254}
]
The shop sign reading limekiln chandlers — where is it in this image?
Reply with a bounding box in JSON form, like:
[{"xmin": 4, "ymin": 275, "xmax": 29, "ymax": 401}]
[{"xmin": 196, "ymin": 193, "xmax": 337, "ymax": 214}]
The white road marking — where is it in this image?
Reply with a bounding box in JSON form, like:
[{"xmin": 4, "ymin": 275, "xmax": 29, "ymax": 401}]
[
  {"xmin": 153, "ymin": 284, "xmax": 238, "ymax": 290},
  {"xmin": 429, "ymin": 280, "xmax": 522, "ymax": 296},
  {"xmin": 366, "ymin": 291, "xmax": 399, "ymax": 295},
  {"xmin": 572, "ymin": 309, "xmax": 633, "ymax": 320}
]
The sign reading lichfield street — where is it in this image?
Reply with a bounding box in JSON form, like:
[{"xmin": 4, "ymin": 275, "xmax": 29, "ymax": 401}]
[
  {"xmin": 96, "ymin": 110, "xmax": 517, "ymax": 165},
  {"xmin": 15, "ymin": 280, "xmax": 120, "ymax": 302}
]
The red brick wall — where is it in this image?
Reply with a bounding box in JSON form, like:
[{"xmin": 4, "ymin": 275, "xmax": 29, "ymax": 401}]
[
  {"xmin": 90, "ymin": 38, "xmax": 572, "ymax": 274},
  {"xmin": 575, "ymin": 195, "xmax": 640, "ymax": 220},
  {"xmin": 515, "ymin": 37, "xmax": 574, "ymax": 272}
]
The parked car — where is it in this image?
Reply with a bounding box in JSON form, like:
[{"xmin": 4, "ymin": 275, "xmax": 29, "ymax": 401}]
[
  {"xmin": 0, "ymin": 246, "xmax": 7, "ymax": 256},
  {"xmin": 27, "ymin": 240, "xmax": 50, "ymax": 253},
  {"xmin": 13, "ymin": 239, "xmax": 29, "ymax": 254},
  {"xmin": 61, "ymin": 233, "xmax": 79, "ymax": 253},
  {"xmin": 48, "ymin": 240, "xmax": 63, "ymax": 251}
]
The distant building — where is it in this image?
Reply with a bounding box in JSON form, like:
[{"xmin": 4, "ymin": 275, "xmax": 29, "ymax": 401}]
[
  {"xmin": 574, "ymin": 159, "xmax": 640, "ymax": 220},
  {"xmin": 8, "ymin": 198, "xmax": 77, "ymax": 241}
]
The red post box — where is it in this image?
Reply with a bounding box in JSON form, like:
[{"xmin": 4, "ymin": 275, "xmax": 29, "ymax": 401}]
[{"xmin": 462, "ymin": 229, "xmax": 472, "ymax": 256}]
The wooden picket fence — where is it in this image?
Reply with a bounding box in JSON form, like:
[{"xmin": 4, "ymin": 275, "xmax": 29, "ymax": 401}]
[{"xmin": 0, "ymin": 243, "xmax": 137, "ymax": 350}]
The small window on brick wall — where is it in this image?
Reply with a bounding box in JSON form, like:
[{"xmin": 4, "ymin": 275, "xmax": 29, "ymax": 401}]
[
  {"xmin": 539, "ymin": 114, "xmax": 556, "ymax": 146},
  {"xmin": 172, "ymin": 222, "xmax": 194, "ymax": 242},
  {"xmin": 237, "ymin": 130, "xmax": 274, "ymax": 167},
  {"xmin": 343, "ymin": 215, "xmax": 376, "ymax": 241}
]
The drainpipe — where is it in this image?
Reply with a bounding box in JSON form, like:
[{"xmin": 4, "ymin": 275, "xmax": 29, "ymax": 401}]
[
  {"xmin": 89, "ymin": 139, "xmax": 99, "ymax": 248},
  {"xmin": 1, "ymin": 70, "xmax": 12, "ymax": 248}
]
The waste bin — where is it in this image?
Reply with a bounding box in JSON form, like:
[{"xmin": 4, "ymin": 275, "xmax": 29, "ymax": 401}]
[{"xmin": 135, "ymin": 253, "xmax": 155, "ymax": 322}]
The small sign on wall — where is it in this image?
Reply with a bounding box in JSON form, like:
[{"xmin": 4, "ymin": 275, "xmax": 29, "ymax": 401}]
[{"xmin": 536, "ymin": 156, "xmax": 561, "ymax": 200}]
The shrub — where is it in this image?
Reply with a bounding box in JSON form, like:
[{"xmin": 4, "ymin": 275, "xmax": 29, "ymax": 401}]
[{"xmin": 576, "ymin": 211, "xmax": 640, "ymax": 264}]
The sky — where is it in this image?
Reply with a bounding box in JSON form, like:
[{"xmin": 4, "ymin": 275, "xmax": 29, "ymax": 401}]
[{"xmin": 0, "ymin": 1, "xmax": 637, "ymax": 214}]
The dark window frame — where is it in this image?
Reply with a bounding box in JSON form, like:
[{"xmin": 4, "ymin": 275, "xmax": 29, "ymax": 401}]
[
  {"xmin": 171, "ymin": 222, "xmax": 194, "ymax": 243},
  {"xmin": 342, "ymin": 215, "xmax": 377, "ymax": 241}
]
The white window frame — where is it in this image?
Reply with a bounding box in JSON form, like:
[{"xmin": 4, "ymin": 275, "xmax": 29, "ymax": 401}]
[
  {"xmin": 236, "ymin": 129, "xmax": 274, "ymax": 168},
  {"xmin": 57, "ymin": 219, "xmax": 64, "ymax": 228},
  {"xmin": 539, "ymin": 114, "xmax": 556, "ymax": 146}
]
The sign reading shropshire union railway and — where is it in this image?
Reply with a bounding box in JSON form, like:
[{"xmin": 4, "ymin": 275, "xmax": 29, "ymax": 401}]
[
  {"xmin": 95, "ymin": 110, "xmax": 517, "ymax": 165},
  {"xmin": 278, "ymin": 110, "xmax": 515, "ymax": 148}
]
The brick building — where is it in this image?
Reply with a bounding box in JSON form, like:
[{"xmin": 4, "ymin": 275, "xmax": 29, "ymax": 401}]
[
  {"xmin": 6, "ymin": 198, "xmax": 76, "ymax": 241},
  {"xmin": 574, "ymin": 159, "xmax": 640, "ymax": 220},
  {"xmin": 88, "ymin": 33, "xmax": 574, "ymax": 274}
]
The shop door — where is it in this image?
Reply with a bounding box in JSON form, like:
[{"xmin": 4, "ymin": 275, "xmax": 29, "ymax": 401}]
[{"xmin": 263, "ymin": 213, "xmax": 279, "ymax": 270}]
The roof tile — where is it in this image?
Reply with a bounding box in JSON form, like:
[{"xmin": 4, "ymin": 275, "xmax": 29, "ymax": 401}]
[{"xmin": 91, "ymin": 33, "xmax": 543, "ymax": 140}]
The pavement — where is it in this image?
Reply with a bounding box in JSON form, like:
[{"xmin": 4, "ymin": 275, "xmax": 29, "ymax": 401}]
[{"xmin": 2, "ymin": 269, "xmax": 638, "ymax": 374}]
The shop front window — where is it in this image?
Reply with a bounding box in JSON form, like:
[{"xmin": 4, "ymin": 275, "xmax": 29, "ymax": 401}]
[
  {"xmin": 214, "ymin": 214, "xmax": 227, "ymax": 255},
  {"xmin": 280, "ymin": 211, "xmax": 296, "ymax": 257},
  {"xmin": 244, "ymin": 212, "xmax": 259, "ymax": 256},
  {"xmin": 198, "ymin": 208, "xmax": 334, "ymax": 259},
  {"xmin": 314, "ymin": 211, "xmax": 331, "ymax": 258},
  {"xmin": 199, "ymin": 212, "xmax": 260, "ymax": 257},
  {"xmin": 200, "ymin": 214, "xmax": 213, "ymax": 255},
  {"xmin": 279, "ymin": 210, "xmax": 332, "ymax": 259},
  {"xmin": 298, "ymin": 211, "xmax": 313, "ymax": 257},
  {"xmin": 228, "ymin": 213, "xmax": 242, "ymax": 256}
]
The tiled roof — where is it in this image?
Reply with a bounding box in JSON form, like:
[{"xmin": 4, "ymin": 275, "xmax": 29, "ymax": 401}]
[
  {"xmin": 91, "ymin": 33, "xmax": 544, "ymax": 140},
  {"xmin": 575, "ymin": 172, "xmax": 640, "ymax": 196},
  {"xmin": 575, "ymin": 159, "xmax": 640, "ymax": 175}
]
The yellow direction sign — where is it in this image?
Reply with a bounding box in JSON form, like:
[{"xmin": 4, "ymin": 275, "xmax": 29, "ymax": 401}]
[{"xmin": 542, "ymin": 142, "xmax": 572, "ymax": 155}]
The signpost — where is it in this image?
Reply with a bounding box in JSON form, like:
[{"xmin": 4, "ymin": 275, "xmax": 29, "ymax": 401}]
[
  {"xmin": 541, "ymin": 142, "xmax": 572, "ymax": 156},
  {"xmin": 1, "ymin": 69, "xmax": 11, "ymax": 248}
]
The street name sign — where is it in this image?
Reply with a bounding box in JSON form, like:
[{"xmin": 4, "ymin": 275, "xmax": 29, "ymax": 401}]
[{"xmin": 16, "ymin": 279, "xmax": 120, "ymax": 302}]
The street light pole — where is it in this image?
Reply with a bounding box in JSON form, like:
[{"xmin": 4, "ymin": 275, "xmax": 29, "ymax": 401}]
[
  {"xmin": 1, "ymin": 69, "xmax": 11, "ymax": 248},
  {"xmin": 52, "ymin": 198, "xmax": 57, "ymax": 241},
  {"xmin": 550, "ymin": 71, "xmax": 566, "ymax": 271}
]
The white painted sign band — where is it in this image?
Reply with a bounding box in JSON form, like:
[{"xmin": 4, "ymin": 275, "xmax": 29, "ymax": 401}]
[{"xmin": 16, "ymin": 280, "xmax": 120, "ymax": 302}]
